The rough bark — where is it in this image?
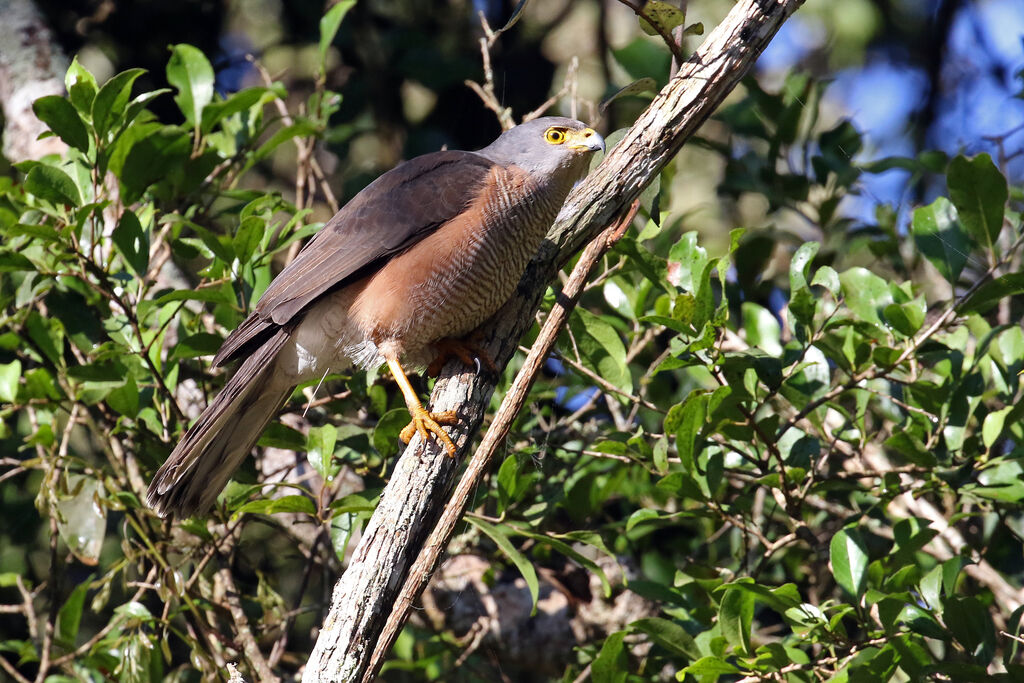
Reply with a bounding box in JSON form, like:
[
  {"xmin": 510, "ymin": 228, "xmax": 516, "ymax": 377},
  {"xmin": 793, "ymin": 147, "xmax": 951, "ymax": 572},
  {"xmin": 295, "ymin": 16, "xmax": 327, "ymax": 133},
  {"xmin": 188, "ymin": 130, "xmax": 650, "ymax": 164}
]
[
  {"xmin": 0, "ymin": 0, "xmax": 69, "ymax": 161},
  {"xmin": 303, "ymin": 1, "xmax": 807, "ymax": 680}
]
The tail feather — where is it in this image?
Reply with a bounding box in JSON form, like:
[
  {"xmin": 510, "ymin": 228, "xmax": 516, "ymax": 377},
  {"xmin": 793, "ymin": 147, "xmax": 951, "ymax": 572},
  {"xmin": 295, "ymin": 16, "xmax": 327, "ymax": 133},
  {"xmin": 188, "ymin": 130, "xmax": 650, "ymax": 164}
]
[{"xmin": 148, "ymin": 329, "xmax": 293, "ymax": 518}]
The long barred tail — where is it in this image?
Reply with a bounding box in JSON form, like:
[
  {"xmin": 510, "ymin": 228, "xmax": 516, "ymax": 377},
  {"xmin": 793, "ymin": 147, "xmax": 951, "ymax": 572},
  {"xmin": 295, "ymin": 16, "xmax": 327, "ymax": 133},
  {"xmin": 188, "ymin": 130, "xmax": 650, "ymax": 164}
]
[{"xmin": 147, "ymin": 329, "xmax": 292, "ymax": 518}]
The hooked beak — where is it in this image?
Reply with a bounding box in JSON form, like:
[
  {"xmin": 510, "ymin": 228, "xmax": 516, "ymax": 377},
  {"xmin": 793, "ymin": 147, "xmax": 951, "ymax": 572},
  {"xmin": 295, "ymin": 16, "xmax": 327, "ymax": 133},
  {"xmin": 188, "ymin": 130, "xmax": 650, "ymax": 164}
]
[{"xmin": 567, "ymin": 127, "xmax": 605, "ymax": 153}]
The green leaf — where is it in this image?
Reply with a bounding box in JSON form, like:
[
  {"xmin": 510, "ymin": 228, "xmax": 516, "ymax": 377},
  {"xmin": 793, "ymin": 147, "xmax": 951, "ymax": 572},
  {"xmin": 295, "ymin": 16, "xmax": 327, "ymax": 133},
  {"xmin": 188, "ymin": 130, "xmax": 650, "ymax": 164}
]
[
  {"xmin": 56, "ymin": 580, "xmax": 90, "ymax": 649},
  {"xmin": 839, "ymin": 267, "xmax": 892, "ymax": 327},
  {"xmin": 233, "ymin": 216, "xmax": 264, "ymax": 266},
  {"xmin": 496, "ymin": 453, "xmax": 520, "ymax": 510},
  {"xmin": 947, "ymin": 153, "xmax": 1008, "ymax": 255},
  {"xmin": 32, "ymin": 96, "xmax": 90, "ymax": 152},
  {"xmin": 166, "ymin": 44, "xmax": 215, "ymax": 127},
  {"xmin": 830, "ymin": 526, "xmax": 869, "ymax": 598},
  {"xmin": 912, "ymin": 196, "xmax": 969, "ymax": 284},
  {"xmin": 371, "ymin": 408, "xmax": 409, "ymax": 458},
  {"xmin": 234, "ymin": 494, "xmax": 316, "ymax": 517},
  {"xmin": 318, "ymin": 0, "xmax": 357, "ymax": 73},
  {"xmin": 943, "ymin": 595, "xmax": 996, "ymax": 663},
  {"xmin": 982, "ymin": 406, "xmax": 1013, "ymax": 449},
  {"xmin": 679, "ymin": 656, "xmax": 740, "ymax": 679},
  {"xmin": 307, "ymin": 424, "xmax": 339, "ymax": 481},
  {"xmin": 671, "ymin": 390, "xmax": 707, "ymax": 473},
  {"xmin": 200, "ymin": 86, "xmax": 280, "ymax": 134},
  {"xmin": 112, "ymin": 210, "xmax": 149, "ymax": 275},
  {"xmin": 959, "ymin": 273, "xmax": 1024, "ymax": 314},
  {"xmin": 716, "ymin": 581, "xmax": 802, "ymax": 616},
  {"xmin": 65, "ymin": 56, "xmax": 98, "ymax": 114},
  {"xmin": 720, "ymin": 586, "xmax": 754, "ymax": 654},
  {"xmin": 107, "ymin": 375, "xmax": 139, "ymax": 417},
  {"xmin": 119, "ymin": 126, "xmax": 191, "ymax": 200},
  {"xmin": 571, "ymin": 308, "xmax": 631, "ymax": 394},
  {"xmin": 882, "ymin": 299, "xmax": 926, "ymax": 337},
  {"xmin": 516, "ymin": 528, "xmax": 613, "ymax": 598},
  {"xmin": 631, "ymin": 617, "xmax": 701, "ymax": 659},
  {"xmin": 467, "ymin": 516, "xmax": 539, "ymax": 613},
  {"xmin": 637, "ymin": 1, "xmax": 686, "ymax": 37},
  {"xmin": 591, "ymin": 631, "xmax": 629, "ymax": 683},
  {"xmin": 252, "ymin": 120, "xmax": 319, "ymax": 161},
  {"xmin": 742, "ymin": 302, "xmax": 782, "ymax": 355},
  {"xmin": 0, "ymin": 252, "xmax": 35, "ymax": 272},
  {"xmin": 600, "ymin": 78, "xmax": 658, "ymax": 111},
  {"xmin": 170, "ymin": 333, "xmax": 223, "ymax": 359},
  {"xmin": 25, "ymin": 164, "xmax": 81, "ymax": 207},
  {"xmin": 154, "ymin": 286, "xmax": 234, "ymax": 306},
  {"xmin": 0, "ymin": 360, "xmax": 21, "ymax": 402},
  {"xmin": 788, "ymin": 241, "xmax": 819, "ymax": 324},
  {"xmin": 92, "ymin": 68, "xmax": 146, "ymax": 137}
]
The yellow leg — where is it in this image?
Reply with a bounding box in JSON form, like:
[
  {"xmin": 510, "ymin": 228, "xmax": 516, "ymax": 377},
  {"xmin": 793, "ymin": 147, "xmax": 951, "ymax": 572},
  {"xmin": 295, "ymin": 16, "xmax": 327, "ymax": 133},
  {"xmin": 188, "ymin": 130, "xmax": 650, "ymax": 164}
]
[{"xmin": 386, "ymin": 356, "xmax": 458, "ymax": 457}]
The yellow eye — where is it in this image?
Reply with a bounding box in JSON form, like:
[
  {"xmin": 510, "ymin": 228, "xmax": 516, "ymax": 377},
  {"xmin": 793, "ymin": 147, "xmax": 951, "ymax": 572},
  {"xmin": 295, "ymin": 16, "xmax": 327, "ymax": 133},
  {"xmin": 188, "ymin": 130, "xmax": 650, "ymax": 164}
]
[{"xmin": 544, "ymin": 128, "xmax": 566, "ymax": 144}]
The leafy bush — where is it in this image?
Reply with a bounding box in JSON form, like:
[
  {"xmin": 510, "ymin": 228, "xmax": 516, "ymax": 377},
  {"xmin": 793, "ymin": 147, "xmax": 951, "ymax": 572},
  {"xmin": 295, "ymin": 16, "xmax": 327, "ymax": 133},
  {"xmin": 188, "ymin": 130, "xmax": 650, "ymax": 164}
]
[{"xmin": 2, "ymin": 14, "xmax": 1024, "ymax": 683}]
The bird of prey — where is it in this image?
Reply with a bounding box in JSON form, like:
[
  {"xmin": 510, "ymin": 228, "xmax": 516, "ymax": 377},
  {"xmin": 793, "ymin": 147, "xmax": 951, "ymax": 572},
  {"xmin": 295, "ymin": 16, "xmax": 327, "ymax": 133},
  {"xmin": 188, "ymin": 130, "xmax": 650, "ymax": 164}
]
[{"xmin": 147, "ymin": 116, "xmax": 605, "ymax": 518}]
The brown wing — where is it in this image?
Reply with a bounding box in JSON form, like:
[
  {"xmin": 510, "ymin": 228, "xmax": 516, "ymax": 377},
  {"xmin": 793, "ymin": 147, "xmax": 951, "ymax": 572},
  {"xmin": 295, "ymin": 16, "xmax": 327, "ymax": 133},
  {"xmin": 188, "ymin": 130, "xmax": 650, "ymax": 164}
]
[{"xmin": 213, "ymin": 150, "xmax": 495, "ymax": 367}]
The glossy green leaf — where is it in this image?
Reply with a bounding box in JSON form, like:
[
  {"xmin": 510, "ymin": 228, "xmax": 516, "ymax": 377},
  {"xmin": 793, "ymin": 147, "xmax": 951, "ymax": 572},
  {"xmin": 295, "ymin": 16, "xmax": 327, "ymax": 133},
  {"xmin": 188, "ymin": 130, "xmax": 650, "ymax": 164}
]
[
  {"xmin": 307, "ymin": 424, "xmax": 339, "ymax": 481},
  {"xmin": 166, "ymin": 44, "xmax": 215, "ymax": 127},
  {"xmin": 318, "ymin": 0, "xmax": 357, "ymax": 72},
  {"xmin": 742, "ymin": 302, "xmax": 782, "ymax": 355},
  {"xmin": 32, "ymin": 96, "xmax": 90, "ymax": 152},
  {"xmin": 789, "ymin": 241, "xmax": 819, "ymax": 324},
  {"xmin": 65, "ymin": 56, "xmax": 98, "ymax": 114},
  {"xmin": 947, "ymin": 153, "xmax": 1007, "ymax": 255},
  {"xmin": 516, "ymin": 528, "xmax": 612, "ymax": 598},
  {"xmin": 943, "ymin": 595, "xmax": 996, "ymax": 663},
  {"xmin": 170, "ymin": 333, "xmax": 223, "ymax": 360},
  {"xmin": 112, "ymin": 210, "xmax": 149, "ymax": 275},
  {"xmin": 107, "ymin": 375, "xmax": 139, "ymax": 417},
  {"xmin": 592, "ymin": 631, "xmax": 629, "ymax": 683},
  {"xmin": 912, "ymin": 196, "xmax": 969, "ymax": 284},
  {"xmin": 371, "ymin": 408, "xmax": 409, "ymax": 458},
  {"xmin": 600, "ymin": 77, "xmax": 657, "ymax": 111},
  {"xmin": 830, "ymin": 526, "xmax": 869, "ymax": 598},
  {"xmin": 720, "ymin": 586, "xmax": 754, "ymax": 654},
  {"xmin": 0, "ymin": 360, "xmax": 20, "ymax": 402},
  {"xmin": 679, "ymin": 656, "xmax": 740, "ymax": 679},
  {"xmin": 982, "ymin": 406, "xmax": 1013, "ymax": 448},
  {"xmin": 467, "ymin": 516, "xmax": 539, "ymax": 613},
  {"xmin": 882, "ymin": 299, "xmax": 926, "ymax": 337},
  {"xmin": 93, "ymin": 68, "xmax": 146, "ymax": 137},
  {"xmin": 959, "ymin": 272, "xmax": 1024, "ymax": 314},
  {"xmin": 571, "ymin": 308, "xmax": 631, "ymax": 394},
  {"xmin": 839, "ymin": 267, "xmax": 892, "ymax": 327},
  {"xmin": 631, "ymin": 617, "xmax": 700, "ymax": 659},
  {"xmin": 234, "ymin": 494, "xmax": 317, "ymax": 517},
  {"xmin": 56, "ymin": 580, "xmax": 90, "ymax": 648},
  {"xmin": 25, "ymin": 164, "xmax": 81, "ymax": 207},
  {"xmin": 200, "ymin": 86, "xmax": 280, "ymax": 134}
]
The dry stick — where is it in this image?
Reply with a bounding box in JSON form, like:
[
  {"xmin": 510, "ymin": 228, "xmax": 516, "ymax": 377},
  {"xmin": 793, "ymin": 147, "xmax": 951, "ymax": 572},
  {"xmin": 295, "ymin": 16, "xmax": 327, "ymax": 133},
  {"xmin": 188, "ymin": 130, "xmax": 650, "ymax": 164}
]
[
  {"xmin": 304, "ymin": 1, "xmax": 806, "ymax": 680},
  {"xmin": 366, "ymin": 199, "xmax": 639, "ymax": 678}
]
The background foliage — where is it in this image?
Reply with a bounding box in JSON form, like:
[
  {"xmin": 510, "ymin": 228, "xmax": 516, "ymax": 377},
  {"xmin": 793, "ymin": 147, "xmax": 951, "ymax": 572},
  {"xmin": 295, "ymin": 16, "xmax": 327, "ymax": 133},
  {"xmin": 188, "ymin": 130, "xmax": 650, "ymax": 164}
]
[{"xmin": 2, "ymin": 0, "xmax": 1024, "ymax": 681}]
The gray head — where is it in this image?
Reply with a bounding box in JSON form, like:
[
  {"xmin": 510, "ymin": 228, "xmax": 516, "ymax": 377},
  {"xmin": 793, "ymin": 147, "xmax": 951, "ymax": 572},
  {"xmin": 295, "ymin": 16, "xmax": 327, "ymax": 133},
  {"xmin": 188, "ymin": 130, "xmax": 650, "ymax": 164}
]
[{"xmin": 476, "ymin": 116, "xmax": 605, "ymax": 177}]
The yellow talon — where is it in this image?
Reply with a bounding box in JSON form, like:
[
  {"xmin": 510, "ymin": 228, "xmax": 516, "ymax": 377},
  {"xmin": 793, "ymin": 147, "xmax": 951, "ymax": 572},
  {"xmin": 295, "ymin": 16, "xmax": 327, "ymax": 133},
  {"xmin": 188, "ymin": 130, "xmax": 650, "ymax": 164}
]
[
  {"xmin": 387, "ymin": 356, "xmax": 459, "ymax": 457},
  {"xmin": 399, "ymin": 407, "xmax": 458, "ymax": 456}
]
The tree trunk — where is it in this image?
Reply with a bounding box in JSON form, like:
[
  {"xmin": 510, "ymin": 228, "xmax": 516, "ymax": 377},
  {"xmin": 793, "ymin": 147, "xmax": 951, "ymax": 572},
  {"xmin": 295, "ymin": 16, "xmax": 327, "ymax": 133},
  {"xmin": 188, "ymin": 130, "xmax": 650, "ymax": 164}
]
[
  {"xmin": 0, "ymin": 0, "xmax": 69, "ymax": 161},
  {"xmin": 304, "ymin": 1, "xmax": 807, "ymax": 680}
]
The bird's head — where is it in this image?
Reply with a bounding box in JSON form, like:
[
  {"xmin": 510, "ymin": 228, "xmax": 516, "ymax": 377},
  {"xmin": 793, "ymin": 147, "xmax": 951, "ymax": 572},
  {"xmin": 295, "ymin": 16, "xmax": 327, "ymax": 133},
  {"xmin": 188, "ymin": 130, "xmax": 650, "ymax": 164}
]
[{"xmin": 477, "ymin": 116, "xmax": 605, "ymax": 180}]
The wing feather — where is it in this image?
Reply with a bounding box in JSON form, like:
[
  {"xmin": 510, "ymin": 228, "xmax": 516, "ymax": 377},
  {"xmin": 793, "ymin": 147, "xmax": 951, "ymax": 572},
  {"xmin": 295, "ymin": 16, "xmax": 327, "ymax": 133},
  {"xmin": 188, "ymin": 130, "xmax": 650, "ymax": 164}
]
[{"xmin": 214, "ymin": 150, "xmax": 495, "ymax": 367}]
